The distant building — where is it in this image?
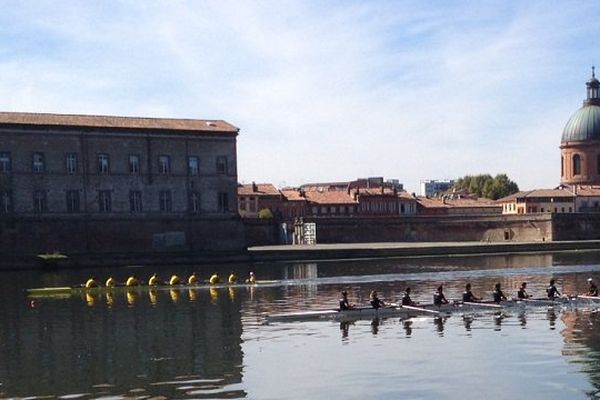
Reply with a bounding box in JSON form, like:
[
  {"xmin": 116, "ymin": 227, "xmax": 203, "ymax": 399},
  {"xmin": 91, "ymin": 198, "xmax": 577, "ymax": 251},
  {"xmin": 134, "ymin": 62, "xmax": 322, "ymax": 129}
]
[
  {"xmin": 0, "ymin": 111, "xmax": 245, "ymax": 254},
  {"xmin": 497, "ymin": 189, "xmax": 575, "ymax": 215},
  {"xmin": 420, "ymin": 179, "xmax": 455, "ymax": 197},
  {"xmin": 237, "ymin": 183, "xmax": 282, "ymax": 218}
]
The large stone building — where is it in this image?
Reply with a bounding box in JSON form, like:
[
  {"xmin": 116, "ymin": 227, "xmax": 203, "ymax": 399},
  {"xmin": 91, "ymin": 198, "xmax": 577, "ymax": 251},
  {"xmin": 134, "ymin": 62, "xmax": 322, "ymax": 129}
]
[
  {"xmin": 561, "ymin": 68, "xmax": 600, "ymax": 185},
  {"xmin": 0, "ymin": 111, "xmax": 245, "ymax": 256}
]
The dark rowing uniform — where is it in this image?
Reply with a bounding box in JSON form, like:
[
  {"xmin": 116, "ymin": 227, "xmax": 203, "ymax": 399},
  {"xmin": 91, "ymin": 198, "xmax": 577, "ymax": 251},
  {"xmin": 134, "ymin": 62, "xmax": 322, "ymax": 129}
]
[
  {"xmin": 589, "ymin": 283, "xmax": 599, "ymax": 297},
  {"xmin": 547, "ymin": 285, "xmax": 561, "ymax": 299},
  {"xmin": 517, "ymin": 288, "xmax": 529, "ymax": 299},
  {"xmin": 493, "ymin": 289, "xmax": 507, "ymax": 303},
  {"xmin": 370, "ymin": 297, "xmax": 385, "ymax": 309},
  {"xmin": 339, "ymin": 298, "xmax": 351, "ymax": 311},
  {"xmin": 401, "ymin": 293, "xmax": 413, "ymax": 306},
  {"xmin": 433, "ymin": 291, "xmax": 448, "ymax": 306},
  {"xmin": 462, "ymin": 291, "xmax": 477, "ymax": 302}
]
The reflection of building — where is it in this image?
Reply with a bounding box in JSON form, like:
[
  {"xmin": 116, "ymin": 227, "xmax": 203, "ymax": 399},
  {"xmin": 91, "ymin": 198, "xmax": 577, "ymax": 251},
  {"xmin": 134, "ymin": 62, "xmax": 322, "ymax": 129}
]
[
  {"xmin": 0, "ymin": 112, "xmax": 244, "ymax": 254},
  {"xmin": 561, "ymin": 69, "xmax": 600, "ymax": 185}
]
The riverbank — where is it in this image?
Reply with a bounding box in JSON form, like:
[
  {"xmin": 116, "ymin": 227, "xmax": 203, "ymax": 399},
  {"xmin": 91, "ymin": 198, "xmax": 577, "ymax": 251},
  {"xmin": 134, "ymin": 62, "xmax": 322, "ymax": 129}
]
[
  {"xmin": 247, "ymin": 240, "xmax": 600, "ymax": 263},
  {"xmin": 3, "ymin": 239, "xmax": 600, "ymax": 270}
]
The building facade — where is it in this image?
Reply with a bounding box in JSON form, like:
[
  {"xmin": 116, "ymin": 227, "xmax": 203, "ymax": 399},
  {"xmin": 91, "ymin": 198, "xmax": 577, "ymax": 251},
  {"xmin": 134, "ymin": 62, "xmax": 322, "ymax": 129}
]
[{"xmin": 0, "ymin": 112, "xmax": 245, "ymax": 255}]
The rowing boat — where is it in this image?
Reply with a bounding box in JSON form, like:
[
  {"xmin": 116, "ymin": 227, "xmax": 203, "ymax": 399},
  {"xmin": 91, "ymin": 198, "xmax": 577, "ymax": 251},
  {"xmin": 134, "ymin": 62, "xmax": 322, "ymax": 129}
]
[
  {"xmin": 26, "ymin": 280, "xmax": 281, "ymax": 298},
  {"xmin": 266, "ymin": 305, "xmax": 438, "ymax": 323}
]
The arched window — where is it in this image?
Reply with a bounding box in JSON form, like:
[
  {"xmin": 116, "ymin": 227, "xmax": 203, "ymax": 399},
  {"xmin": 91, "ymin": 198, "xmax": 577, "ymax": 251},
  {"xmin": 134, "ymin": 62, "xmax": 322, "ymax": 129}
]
[
  {"xmin": 597, "ymin": 154, "xmax": 600, "ymax": 174},
  {"xmin": 573, "ymin": 154, "xmax": 581, "ymax": 175},
  {"xmin": 561, "ymin": 156, "xmax": 564, "ymax": 177}
]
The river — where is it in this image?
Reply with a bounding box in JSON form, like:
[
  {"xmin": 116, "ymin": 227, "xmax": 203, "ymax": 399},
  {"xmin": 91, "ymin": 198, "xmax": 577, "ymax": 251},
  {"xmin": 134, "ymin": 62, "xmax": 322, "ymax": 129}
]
[{"xmin": 2, "ymin": 252, "xmax": 600, "ymax": 399}]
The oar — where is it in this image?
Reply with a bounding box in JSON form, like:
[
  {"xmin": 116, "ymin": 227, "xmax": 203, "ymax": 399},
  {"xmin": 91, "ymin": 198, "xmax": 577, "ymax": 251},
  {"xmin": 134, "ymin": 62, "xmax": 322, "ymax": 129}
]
[
  {"xmin": 400, "ymin": 304, "xmax": 441, "ymax": 315},
  {"xmin": 462, "ymin": 301, "xmax": 503, "ymax": 309}
]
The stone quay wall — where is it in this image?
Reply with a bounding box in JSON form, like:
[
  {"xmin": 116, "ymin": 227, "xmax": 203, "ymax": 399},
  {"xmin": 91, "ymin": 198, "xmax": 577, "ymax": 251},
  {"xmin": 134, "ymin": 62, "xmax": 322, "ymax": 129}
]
[{"xmin": 244, "ymin": 214, "xmax": 555, "ymax": 246}]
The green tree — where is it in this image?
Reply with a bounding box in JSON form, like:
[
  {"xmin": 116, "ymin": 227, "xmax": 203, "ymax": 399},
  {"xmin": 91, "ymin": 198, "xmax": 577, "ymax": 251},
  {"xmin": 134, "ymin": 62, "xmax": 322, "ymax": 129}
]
[
  {"xmin": 451, "ymin": 174, "xmax": 519, "ymax": 200},
  {"xmin": 257, "ymin": 208, "xmax": 274, "ymax": 219}
]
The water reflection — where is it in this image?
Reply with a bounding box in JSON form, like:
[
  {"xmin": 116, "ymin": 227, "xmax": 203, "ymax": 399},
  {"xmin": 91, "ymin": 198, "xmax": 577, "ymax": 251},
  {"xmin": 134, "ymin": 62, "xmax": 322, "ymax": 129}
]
[
  {"xmin": 371, "ymin": 318, "xmax": 380, "ymax": 335},
  {"xmin": 433, "ymin": 317, "xmax": 447, "ymax": 336},
  {"xmin": 403, "ymin": 320, "xmax": 413, "ymax": 337}
]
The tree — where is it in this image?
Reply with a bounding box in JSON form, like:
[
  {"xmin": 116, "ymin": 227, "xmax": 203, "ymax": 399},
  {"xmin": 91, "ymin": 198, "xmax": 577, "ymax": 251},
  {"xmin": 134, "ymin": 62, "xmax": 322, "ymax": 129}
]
[
  {"xmin": 257, "ymin": 208, "xmax": 274, "ymax": 219},
  {"xmin": 451, "ymin": 174, "xmax": 519, "ymax": 200}
]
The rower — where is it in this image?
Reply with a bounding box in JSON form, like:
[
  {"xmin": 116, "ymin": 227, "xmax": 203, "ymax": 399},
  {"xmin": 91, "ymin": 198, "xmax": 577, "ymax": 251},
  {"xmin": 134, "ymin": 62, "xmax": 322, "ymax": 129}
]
[
  {"xmin": 126, "ymin": 275, "xmax": 140, "ymax": 287},
  {"xmin": 105, "ymin": 276, "xmax": 117, "ymax": 287},
  {"xmin": 462, "ymin": 283, "xmax": 481, "ymax": 303},
  {"xmin": 228, "ymin": 272, "xmax": 238, "ymax": 284},
  {"xmin": 401, "ymin": 287, "xmax": 417, "ymax": 306},
  {"xmin": 546, "ymin": 279, "xmax": 561, "ymax": 299},
  {"xmin": 246, "ymin": 271, "xmax": 257, "ymax": 284},
  {"xmin": 188, "ymin": 272, "xmax": 199, "ymax": 285},
  {"xmin": 148, "ymin": 273, "xmax": 162, "ymax": 286},
  {"xmin": 517, "ymin": 282, "xmax": 532, "ymax": 299},
  {"xmin": 370, "ymin": 290, "xmax": 386, "ymax": 309},
  {"xmin": 169, "ymin": 274, "xmax": 181, "ymax": 285},
  {"xmin": 493, "ymin": 282, "xmax": 507, "ymax": 303},
  {"xmin": 587, "ymin": 278, "xmax": 599, "ymax": 296},
  {"xmin": 433, "ymin": 285, "xmax": 449, "ymax": 306},
  {"xmin": 339, "ymin": 290, "xmax": 354, "ymax": 310},
  {"xmin": 85, "ymin": 277, "xmax": 99, "ymax": 288},
  {"xmin": 209, "ymin": 272, "xmax": 220, "ymax": 285}
]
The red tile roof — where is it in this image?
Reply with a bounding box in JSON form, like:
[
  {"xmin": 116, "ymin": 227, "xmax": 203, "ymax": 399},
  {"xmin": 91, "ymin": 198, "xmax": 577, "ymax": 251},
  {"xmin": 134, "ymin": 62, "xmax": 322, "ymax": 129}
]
[
  {"xmin": 280, "ymin": 189, "xmax": 308, "ymax": 202},
  {"xmin": 238, "ymin": 183, "xmax": 281, "ymax": 196},
  {"xmin": 497, "ymin": 189, "xmax": 575, "ymax": 202},
  {"xmin": 0, "ymin": 111, "xmax": 239, "ymax": 134},
  {"xmin": 304, "ymin": 191, "xmax": 357, "ymax": 205}
]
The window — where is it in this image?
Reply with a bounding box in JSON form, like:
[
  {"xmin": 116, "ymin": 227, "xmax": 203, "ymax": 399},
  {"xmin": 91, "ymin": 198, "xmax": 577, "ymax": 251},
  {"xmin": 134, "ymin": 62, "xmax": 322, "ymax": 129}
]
[
  {"xmin": 573, "ymin": 154, "xmax": 581, "ymax": 175},
  {"xmin": 32, "ymin": 152, "xmax": 45, "ymax": 173},
  {"xmin": 218, "ymin": 192, "xmax": 229, "ymax": 212},
  {"xmin": 188, "ymin": 156, "xmax": 199, "ymax": 176},
  {"xmin": 98, "ymin": 190, "xmax": 111, "ymax": 212},
  {"xmin": 0, "ymin": 152, "xmax": 11, "ymax": 173},
  {"xmin": 189, "ymin": 191, "xmax": 200, "ymax": 213},
  {"xmin": 561, "ymin": 156, "xmax": 564, "ymax": 177},
  {"xmin": 0, "ymin": 191, "xmax": 11, "ymax": 213},
  {"xmin": 159, "ymin": 190, "xmax": 172, "ymax": 212},
  {"xmin": 129, "ymin": 191, "xmax": 142, "ymax": 212},
  {"xmin": 66, "ymin": 190, "xmax": 80, "ymax": 213},
  {"xmin": 98, "ymin": 154, "xmax": 110, "ymax": 174},
  {"xmin": 216, "ymin": 156, "xmax": 228, "ymax": 175},
  {"xmin": 158, "ymin": 155, "xmax": 170, "ymax": 174},
  {"xmin": 597, "ymin": 155, "xmax": 600, "ymax": 175},
  {"xmin": 65, "ymin": 153, "xmax": 78, "ymax": 174},
  {"xmin": 129, "ymin": 155, "xmax": 140, "ymax": 174},
  {"xmin": 33, "ymin": 190, "xmax": 47, "ymax": 212}
]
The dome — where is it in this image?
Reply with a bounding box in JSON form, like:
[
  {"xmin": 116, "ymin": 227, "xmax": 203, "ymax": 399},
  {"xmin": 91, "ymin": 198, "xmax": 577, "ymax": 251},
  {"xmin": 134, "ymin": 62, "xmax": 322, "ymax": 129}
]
[{"xmin": 561, "ymin": 105, "xmax": 600, "ymax": 143}]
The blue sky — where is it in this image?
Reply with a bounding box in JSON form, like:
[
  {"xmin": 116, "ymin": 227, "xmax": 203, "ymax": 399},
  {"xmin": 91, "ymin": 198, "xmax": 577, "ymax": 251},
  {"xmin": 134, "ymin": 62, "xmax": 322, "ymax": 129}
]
[{"xmin": 1, "ymin": 1, "xmax": 599, "ymax": 193}]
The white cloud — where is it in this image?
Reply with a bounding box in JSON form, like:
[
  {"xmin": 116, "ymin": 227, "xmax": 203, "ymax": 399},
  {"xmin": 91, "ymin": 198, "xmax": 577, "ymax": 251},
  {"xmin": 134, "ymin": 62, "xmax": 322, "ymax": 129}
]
[{"xmin": 0, "ymin": 1, "xmax": 599, "ymax": 192}]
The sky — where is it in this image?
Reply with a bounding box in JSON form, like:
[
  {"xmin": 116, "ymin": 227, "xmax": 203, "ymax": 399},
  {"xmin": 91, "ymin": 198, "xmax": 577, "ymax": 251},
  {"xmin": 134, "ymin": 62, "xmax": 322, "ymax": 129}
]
[{"xmin": 0, "ymin": 1, "xmax": 599, "ymax": 193}]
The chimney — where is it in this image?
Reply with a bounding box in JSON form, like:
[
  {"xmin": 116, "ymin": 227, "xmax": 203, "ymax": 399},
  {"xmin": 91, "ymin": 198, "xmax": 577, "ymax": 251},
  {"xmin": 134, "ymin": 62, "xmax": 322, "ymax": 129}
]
[{"xmin": 252, "ymin": 181, "xmax": 258, "ymax": 192}]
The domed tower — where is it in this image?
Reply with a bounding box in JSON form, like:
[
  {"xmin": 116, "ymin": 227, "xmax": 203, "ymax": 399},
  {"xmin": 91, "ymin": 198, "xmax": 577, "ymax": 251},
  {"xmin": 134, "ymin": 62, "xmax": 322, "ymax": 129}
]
[{"xmin": 561, "ymin": 67, "xmax": 600, "ymax": 185}]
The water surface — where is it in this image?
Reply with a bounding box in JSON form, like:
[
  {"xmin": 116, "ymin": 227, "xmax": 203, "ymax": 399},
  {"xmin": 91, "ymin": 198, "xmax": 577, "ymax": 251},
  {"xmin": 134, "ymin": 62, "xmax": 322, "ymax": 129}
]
[{"xmin": 1, "ymin": 252, "xmax": 600, "ymax": 399}]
